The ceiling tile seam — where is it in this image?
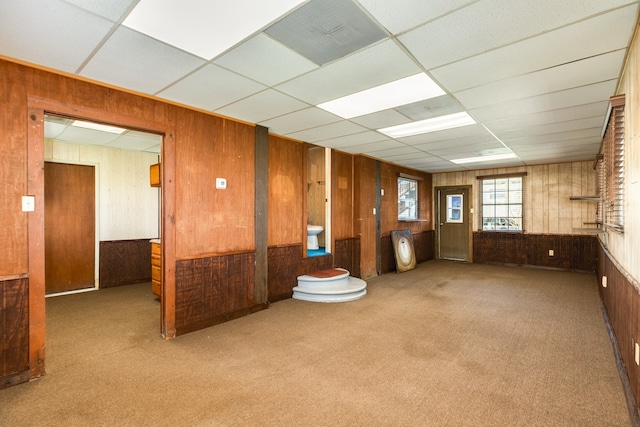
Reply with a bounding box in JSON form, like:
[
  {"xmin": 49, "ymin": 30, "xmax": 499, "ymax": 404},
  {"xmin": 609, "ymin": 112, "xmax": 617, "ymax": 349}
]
[
  {"xmin": 73, "ymin": 1, "xmax": 143, "ymax": 75},
  {"xmin": 461, "ymin": 77, "xmax": 620, "ymax": 112},
  {"xmin": 424, "ymin": 4, "xmax": 640, "ymax": 75}
]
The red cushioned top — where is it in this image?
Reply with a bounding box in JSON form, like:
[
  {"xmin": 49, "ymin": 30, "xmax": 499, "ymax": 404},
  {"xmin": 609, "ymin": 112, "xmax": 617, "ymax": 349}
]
[{"xmin": 306, "ymin": 268, "xmax": 346, "ymax": 278}]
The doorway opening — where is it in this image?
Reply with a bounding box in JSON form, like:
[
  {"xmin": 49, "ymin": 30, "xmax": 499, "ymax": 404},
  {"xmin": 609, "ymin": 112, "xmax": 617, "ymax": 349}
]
[{"xmin": 43, "ymin": 114, "xmax": 162, "ymax": 297}]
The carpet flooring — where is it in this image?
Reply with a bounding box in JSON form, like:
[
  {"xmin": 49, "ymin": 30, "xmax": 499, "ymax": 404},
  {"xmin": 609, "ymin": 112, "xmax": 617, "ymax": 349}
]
[{"xmin": 0, "ymin": 260, "xmax": 631, "ymax": 426}]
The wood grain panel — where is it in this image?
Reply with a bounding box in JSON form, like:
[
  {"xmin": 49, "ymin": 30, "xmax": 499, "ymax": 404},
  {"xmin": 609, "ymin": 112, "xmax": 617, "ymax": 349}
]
[
  {"xmin": 473, "ymin": 232, "xmax": 597, "ymax": 271},
  {"xmin": 380, "ymin": 162, "xmax": 433, "ymax": 236},
  {"xmin": 175, "ymin": 252, "xmax": 257, "ymax": 334},
  {"xmin": 175, "ymin": 109, "xmax": 255, "ymax": 258},
  {"xmin": 268, "ymin": 135, "xmax": 303, "ymax": 246},
  {"xmin": 99, "ymin": 239, "xmax": 152, "ymax": 288},
  {"xmin": 331, "ymin": 151, "xmax": 354, "ymax": 240},
  {"xmin": 334, "ymin": 237, "xmax": 361, "ymax": 278},
  {"xmin": 354, "ymin": 156, "xmax": 378, "ymax": 279},
  {"xmin": 0, "ymin": 278, "xmax": 29, "ymax": 388}
]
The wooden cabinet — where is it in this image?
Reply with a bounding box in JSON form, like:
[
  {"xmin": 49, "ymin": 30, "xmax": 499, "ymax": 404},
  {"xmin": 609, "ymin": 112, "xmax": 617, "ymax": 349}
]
[
  {"xmin": 151, "ymin": 240, "xmax": 161, "ymax": 296},
  {"xmin": 150, "ymin": 163, "xmax": 160, "ymax": 187}
]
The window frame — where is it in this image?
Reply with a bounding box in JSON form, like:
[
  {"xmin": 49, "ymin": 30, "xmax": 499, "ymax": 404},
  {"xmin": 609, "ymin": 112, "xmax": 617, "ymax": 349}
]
[
  {"xmin": 398, "ymin": 176, "xmax": 419, "ymax": 221},
  {"xmin": 478, "ymin": 173, "xmax": 525, "ymax": 232},
  {"xmin": 600, "ymin": 94, "xmax": 625, "ymax": 232}
]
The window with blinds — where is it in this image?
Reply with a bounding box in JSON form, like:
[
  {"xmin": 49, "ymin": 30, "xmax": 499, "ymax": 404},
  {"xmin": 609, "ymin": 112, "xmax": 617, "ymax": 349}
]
[{"xmin": 602, "ymin": 94, "xmax": 625, "ymax": 232}]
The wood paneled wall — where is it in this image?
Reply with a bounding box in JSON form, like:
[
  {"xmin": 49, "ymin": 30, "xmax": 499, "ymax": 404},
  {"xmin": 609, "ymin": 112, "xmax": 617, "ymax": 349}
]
[
  {"xmin": 174, "ymin": 109, "xmax": 255, "ymax": 258},
  {"xmin": 598, "ymin": 243, "xmax": 640, "ymax": 408},
  {"xmin": 267, "ymin": 245, "xmax": 333, "ymax": 302},
  {"xmin": 175, "ymin": 252, "xmax": 258, "ymax": 335},
  {"xmin": 0, "ymin": 278, "xmax": 29, "ymax": 389},
  {"xmin": 380, "ymin": 162, "xmax": 433, "ymax": 236},
  {"xmin": 268, "ymin": 135, "xmax": 304, "ymax": 246},
  {"xmin": 332, "ymin": 151, "xmax": 354, "ymax": 240},
  {"xmin": 99, "ymin": 240, "xmax": 151, "ymax": 288},
  {"xmin": 474, "ymin": 232, "xmax": 598, "ymax": 271},
  {"xmin": 354, "ymin": 156, "xmax": 378, "ymax": 279},
  {"xmin": 381, "ymin": 231, "xmax": 435, "ymax": 274},
  {"xmin": 433, "ymin": 161, "xmax": 597, "ymax": 235}
]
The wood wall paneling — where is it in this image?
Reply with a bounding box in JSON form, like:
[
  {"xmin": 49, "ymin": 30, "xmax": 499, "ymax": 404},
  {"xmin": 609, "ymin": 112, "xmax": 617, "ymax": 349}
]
[
  {"xmin": 175, "ymin": 252, "xmax": 258, "ymax": 335},
  {"xmin": 354, "ymin": 156, "xmax": 378, "ymax": 279},
  {"xmin": 0, "ymin": 278, "xmax": 29, "ymax": 388},
  {"xmin": 332, "ymin": 151, "xmax": 354, "ymax": 240},
  {"xmin": 99, "ymin": 240, "xmax": 152, "ymax": 288},
  {"xmin": 268, "ymin": 136, "xmax": 303, "ymax": 246}
]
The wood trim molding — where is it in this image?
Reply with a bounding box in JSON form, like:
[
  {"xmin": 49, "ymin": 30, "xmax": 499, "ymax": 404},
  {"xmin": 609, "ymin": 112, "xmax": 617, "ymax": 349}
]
[{"xmin": 476, "ymin": 172, "xmax": 528, "ymax": 180}]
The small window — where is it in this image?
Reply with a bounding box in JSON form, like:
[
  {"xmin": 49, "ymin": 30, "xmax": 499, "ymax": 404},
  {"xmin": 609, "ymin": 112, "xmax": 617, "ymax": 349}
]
[
  {"xmin": 481, "ymin": 176, "xmax": 523, "ymax": 231},
  {"xmin": 601, "ymin": 94, "xmax": 625, "ymax": 231},
  {"xmin": 398, "ymin": 177, "xmax": 418, "ymax": 220}
]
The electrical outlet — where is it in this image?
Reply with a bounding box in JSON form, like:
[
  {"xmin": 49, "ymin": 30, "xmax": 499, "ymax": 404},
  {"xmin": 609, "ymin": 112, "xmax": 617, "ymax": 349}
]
[
  {"xmin": 602, "ymin": 276, "xmax": 608, "ymax": 288},
  {"xmin": 548, "ymin": 249, "xmax": 554, "ymax": 256}
]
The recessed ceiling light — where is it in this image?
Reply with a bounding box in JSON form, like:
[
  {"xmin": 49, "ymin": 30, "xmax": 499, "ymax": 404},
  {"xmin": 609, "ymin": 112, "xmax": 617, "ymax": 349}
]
[
  {"xmin": 450, "ymin": 153, "xmax": 518, "ymax": 164},
  {"xmin": 72, "ymin": 120, "xmax": 126, "ymax": 134},
  {"xmin": 378, "ymin": 111, "xmax": 475, "ymax": 138},
  {"xmin": 123, "ymin": 0, "xmax": 307, "ymax": 59},
  {"xmin": 317, "ymin": 73, "xmax": 446, "ymax": 119}
]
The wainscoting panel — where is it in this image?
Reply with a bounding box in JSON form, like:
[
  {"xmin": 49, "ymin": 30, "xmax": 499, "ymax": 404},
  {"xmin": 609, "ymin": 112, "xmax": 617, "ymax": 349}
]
[
  {"xmin": 268, "ymin": 245, "xmax": 334, "ymax": 302},
  {"xmin": 333, "ymin": 237, "xmax": 361, "ymax": 279},
  {"xmin": 175, "ymin": 252, "xmax": 257, "ymax": 335},
  {"xmin": 0, "ymin": 278, "xmax": 29, "ymax": 388},
  {"xmin": 473, "ymin": 232, "xmax": 598, "ymax": 271},
  {"xmin": 598, "ymin": 243, "xmax": 640, "ymax": 411},
  {"xmin": 99, "ymin": 239, "xmax": 152, "ymax": 288},
  {"xmin": 381, "ymin": 230, "xmax": 435, "ymax": 274}
]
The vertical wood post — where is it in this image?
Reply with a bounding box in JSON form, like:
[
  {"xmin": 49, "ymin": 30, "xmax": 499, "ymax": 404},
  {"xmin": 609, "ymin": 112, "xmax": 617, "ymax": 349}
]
[{"xmin": 255, "ymin": 125, "xmax": 269, "ymax": 304}]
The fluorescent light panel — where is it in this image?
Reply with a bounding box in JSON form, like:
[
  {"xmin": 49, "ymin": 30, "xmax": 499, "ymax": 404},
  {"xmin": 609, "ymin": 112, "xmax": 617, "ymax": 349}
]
[
  {"xmin": 378, "ymin": 111, "xmax": 476, "ymax": 138},
  {"xmin": 72, "ymin": 120, "xmax": 126, "ymax": 134},
  {"xmin": 123, "ymin": 0, "xmax": 307, "ymax": 59},
  {"xmin": 317, "ymin": 73, "xmax": 445, "ymax": 119},
  {"xmin": 450, "ymin": 153, "xmax": 517, "ymax": 164}
]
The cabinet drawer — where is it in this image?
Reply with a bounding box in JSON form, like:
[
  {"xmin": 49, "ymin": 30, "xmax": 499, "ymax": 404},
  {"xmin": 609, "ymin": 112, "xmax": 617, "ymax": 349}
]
[
  {"xmin": 151, "ymin": 242, "xmax": 161, "ymax": 256},
  {"xmin": 151, "ymin": 254, "xmax": 161, "ymax": 267},
  {"xmin": 151, "ymin": 279, "xmax": 160, "ymax": 296},
  {"xmin": 151, "ymin": 265, "xmax": 161, "ymax": 281}
]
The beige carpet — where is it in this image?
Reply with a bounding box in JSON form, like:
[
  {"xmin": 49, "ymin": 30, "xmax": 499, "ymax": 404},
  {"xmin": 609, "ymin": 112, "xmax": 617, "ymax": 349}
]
[{"xmin": 0, "ymin": 261, "xmax": 631, "ymax": 426}]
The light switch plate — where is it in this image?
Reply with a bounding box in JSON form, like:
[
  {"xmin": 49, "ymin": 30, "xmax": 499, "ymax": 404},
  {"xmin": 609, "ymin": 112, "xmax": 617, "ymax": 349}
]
[
  {"xmin": 216, "ymin": 178, "xmax": 227, "ymax": 189},
  {"xmin": 22, "ymin": 196, "xmax": 35, "ymax": 212}
]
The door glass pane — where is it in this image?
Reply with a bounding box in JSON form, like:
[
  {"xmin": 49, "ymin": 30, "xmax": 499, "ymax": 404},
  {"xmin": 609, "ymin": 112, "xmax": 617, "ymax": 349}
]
[{"xmin": 447, "ymin": 194, "xmax": 463, "ymax": 223}]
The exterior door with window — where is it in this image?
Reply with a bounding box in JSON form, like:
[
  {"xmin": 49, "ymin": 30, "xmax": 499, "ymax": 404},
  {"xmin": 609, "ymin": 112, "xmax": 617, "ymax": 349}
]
[{"xmin": 438, "ymin": 188, "xmax": 469, "ymax": 261}]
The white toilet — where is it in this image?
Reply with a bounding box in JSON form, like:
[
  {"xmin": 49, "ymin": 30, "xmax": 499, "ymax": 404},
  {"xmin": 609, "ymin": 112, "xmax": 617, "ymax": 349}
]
[{"xmin": 307, "ymin": 225, "xmax": 324, "ymax": 250}]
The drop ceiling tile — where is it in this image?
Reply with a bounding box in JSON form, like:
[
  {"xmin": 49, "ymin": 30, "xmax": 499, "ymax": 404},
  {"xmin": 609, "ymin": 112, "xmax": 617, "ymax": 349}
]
[
  {"xmin": 275, "ymin": 39, "xmax": 421, "ymax": 104},
  {"xmin": 395, "ymin": 95, "xmax": 465, "ymax": 121},
  {"xmin": 357, "ymin": 0, "xmax": 476, "ymax": 35},
  {"xmin": 494, "ymin": 117, "xmax": 604, "ymax": 140},
  {"xmin": 65, "ymin": 0, "xmax": 138, "ymax": 21},
  {"xmin": 81, "ymin": 27, "xmax": 206, "ymax": 95},
  {"xmin": 510, "ymin": 138, "xmax": 599, "ymax": 153},
  {"xmin": 55, "ymin": 127, "xmax": 121, "ymax": 146},
  {"xmin": 287, "ymin": 121, "xmax": 369, "ymax": 143},
  {"xmin": 106, "ymin": 131, "xmax": 162, "ymax": 152},
  {"xmin": 214, "ymin": 34, "xmax": 318, "ymax": 86},
  {"xmin": 260, "ymin": 107, "xmax": 342, "ymax": 135},
  {"xmin": 339, "ymin": 139, "xmax": 405, "ymax": 154},
  {"xmin": 398, "ymin": 124, "xmax": 492, "ymax": 146},
  {"xmin": 469, "ymin": 80, "xmax": 618, "ymax": 122},
  {"xmin": 427, "ymin": 141, "xmax": 507, "ymax": 157},
  {"xmin": 399, "ymin": 0, "xmax": 634, "ymax": 69},
  {"xmin": 484, "ymin": 102, "xmax": 608, "ymax": 133},
  {"xmin": 350, "ymin": 109, "xmax": 411, "ymax": 129},
  {"xmin": 0, "ymin": 0, "xmax": 115, "ymax": 73},
  {"xmin": 455, "ymin": 50, "xmax": 626, "ymax": 109},
  {"xmin": 431, "ymin": 5, "xmax": 639, "ymax": 92},
  {"xmin": 265, "ymin": 0, "xmax": 387, "ymax": 65},
  {"xmin": 216, "ymin": 89, "xmax": 310, "ymax": 123},
  {"xmin": 123, "ymin": 0, "xmax": 306, "ymax": 59},
  {"xmin": 412, "ymin": 133, "xmax": 499, "ymax": 153},
  {"xmin": 157, "ymin": 64, "xmax": 266, "ymax": 111},
  {"xmin": 318, "ymin": 131, "xmax": 389, "ymax": 149},
  {"xmin": 368, "ymin": 145, "xmax": 423, "ymax": 159},
  {"xmin": 502, "ymin": 129, "xmax": 603, "ymax": 147}
]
